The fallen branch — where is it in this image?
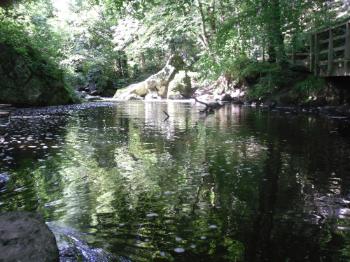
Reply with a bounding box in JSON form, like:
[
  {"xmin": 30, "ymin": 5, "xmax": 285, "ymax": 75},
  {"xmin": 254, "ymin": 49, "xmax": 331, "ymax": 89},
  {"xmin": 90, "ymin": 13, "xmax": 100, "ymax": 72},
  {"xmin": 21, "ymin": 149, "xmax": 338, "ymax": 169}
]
[
  {"xmin": 193, "ymin": 97, "xmax": 223, "ymax": 113},
  {"xmin": 163, "ymin": 110, "xmax": 170, "ymax": 121}
]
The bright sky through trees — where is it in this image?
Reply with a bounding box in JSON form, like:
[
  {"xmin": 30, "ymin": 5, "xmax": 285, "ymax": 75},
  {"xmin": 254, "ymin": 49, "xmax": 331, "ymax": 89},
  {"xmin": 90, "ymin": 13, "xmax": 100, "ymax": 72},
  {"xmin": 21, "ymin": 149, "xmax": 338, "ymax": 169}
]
[{"xmin": 52, "ymin": 0, "xmax": 71, "ymax": 19}]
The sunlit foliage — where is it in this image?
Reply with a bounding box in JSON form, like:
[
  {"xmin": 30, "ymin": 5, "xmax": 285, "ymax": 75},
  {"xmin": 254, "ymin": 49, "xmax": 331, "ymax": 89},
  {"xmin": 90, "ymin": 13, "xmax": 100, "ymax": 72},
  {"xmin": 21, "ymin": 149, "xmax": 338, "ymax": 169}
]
[{"xmin": 0, "ymin": 0, "xmax": 348, "ymax": 98}]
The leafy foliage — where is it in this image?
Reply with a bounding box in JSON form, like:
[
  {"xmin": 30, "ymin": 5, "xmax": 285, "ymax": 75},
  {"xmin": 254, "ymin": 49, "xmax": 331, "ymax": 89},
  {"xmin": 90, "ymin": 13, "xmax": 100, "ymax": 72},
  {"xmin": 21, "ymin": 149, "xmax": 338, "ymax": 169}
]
[
  {"xmin": 0, "ymin": 0, "xmax": 346, "ymax": 101},
  {"xmin": 294, "ymin": 75, "xmax": 326, "ymax": 98}
]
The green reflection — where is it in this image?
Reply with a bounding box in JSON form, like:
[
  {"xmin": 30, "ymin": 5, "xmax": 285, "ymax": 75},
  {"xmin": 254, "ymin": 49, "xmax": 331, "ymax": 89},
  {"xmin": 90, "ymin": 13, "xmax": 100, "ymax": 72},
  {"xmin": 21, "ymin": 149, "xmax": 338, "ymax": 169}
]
[{"xmin": 1, "ymin": 102, "xmax": 350, "ymax": 261}]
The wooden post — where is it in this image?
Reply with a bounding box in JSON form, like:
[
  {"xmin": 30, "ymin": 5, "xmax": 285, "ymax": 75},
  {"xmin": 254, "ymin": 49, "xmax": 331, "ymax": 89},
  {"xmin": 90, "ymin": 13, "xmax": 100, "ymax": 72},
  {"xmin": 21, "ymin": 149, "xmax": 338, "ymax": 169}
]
[
  {"xmin": 314, "ymin": 33, "xmax": 320, "ymax": 76},
  {"xmin": 327, "ymin": 29, "xmax": 334, "ymax": 76},
  {"xmin": 345, "ymin": 22, "xmax": 350, "ymax": 75}
]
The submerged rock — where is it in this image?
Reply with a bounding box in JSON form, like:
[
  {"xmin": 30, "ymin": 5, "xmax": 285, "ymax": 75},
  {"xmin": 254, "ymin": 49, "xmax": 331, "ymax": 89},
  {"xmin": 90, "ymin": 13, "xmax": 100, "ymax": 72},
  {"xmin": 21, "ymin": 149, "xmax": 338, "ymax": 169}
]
[
  {"xmin": 174, "ymin": 247, "xmax": 185, "ymax": 253},
  {"xmin": 0, "ymin": 172, "xmax": 10, "ymax": 188},
  {"xmin": 0, "ymin": 212, "xmax": 59, "ymax": 261}
]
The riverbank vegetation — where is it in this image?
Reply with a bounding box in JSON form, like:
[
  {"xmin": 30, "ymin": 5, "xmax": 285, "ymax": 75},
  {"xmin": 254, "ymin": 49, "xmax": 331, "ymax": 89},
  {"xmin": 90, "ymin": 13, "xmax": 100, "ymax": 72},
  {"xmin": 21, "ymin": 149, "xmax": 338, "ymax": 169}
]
[{"xmin": 0, "ymin": 0, "xmax": 349, "ymax": 106}]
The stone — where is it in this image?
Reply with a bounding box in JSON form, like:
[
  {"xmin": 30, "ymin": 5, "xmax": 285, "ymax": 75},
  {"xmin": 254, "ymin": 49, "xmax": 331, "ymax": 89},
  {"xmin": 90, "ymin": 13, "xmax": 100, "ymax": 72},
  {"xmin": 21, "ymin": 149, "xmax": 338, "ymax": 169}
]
[
  {"xmin": 0, "ymin": 115, "xmax": 10, "ymax": 126},
  {"xmin": 196, "ymin": 94, "xmax": 215, "ymax": 102},
  {"xmin": 167, "ymin": 92, "xmax": 183, "ymax": 100},
  {"xmin": 157, "ymin": 85, "xmax": 168, "ymax": 98},
  {"xmin": 220, "ymin": 93, "xmax": 233, "ymax": 102},
  {"xmin": 128, "ymin": 94, "xmax": 143, "ymax": 100},
  {"xmin": 0, "ymin": 173, "xmax": 9, "ymax": 188},
  {"xmin": 214, "ymin": 93, "xmax": 232, "ymax": 102},
  {"xmin": 167, "ymin": 70, "xmax": 195, "ymax": 99},
  {"xmin": 0, "ymin": 212, "xmax": 59, "ymax": 262},
  {"xmin": 145, "ymin": 92, "xmax": 161, "ymax": 100},
  {"xmin": 85, "ymin": 95, "xmax": 102, "ymax": 102},
  {"xmin": 113, "ymin": 54, "xmax": 181, "ymax": 100}
]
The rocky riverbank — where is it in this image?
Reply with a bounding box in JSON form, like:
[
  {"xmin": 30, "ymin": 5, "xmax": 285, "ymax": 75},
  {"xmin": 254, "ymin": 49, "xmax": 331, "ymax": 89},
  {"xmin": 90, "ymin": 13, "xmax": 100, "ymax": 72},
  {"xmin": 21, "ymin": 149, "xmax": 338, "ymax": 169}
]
[
  {"xmin": 112, "ymin": 54, "xmax": 198, "ymax": 101},
  {"xmin": 111, "ymin": 53, "xmax": 350, "ymax": 120}
]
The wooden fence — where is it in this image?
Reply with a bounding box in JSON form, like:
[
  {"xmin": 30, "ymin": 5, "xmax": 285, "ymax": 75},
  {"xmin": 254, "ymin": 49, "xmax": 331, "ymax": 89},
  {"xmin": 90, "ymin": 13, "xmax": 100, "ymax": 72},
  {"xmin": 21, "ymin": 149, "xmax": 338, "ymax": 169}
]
[{"xmin": 310, "ymin": 20, "xmax": 350, "ymax": 77}]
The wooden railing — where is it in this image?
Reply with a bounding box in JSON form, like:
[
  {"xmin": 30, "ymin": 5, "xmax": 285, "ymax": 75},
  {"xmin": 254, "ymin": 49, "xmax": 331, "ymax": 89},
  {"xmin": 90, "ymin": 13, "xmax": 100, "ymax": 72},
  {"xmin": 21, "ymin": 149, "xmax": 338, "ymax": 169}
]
[{"xmin": 310, "ymin": 20, "xmax": 350, "ymax": 77}]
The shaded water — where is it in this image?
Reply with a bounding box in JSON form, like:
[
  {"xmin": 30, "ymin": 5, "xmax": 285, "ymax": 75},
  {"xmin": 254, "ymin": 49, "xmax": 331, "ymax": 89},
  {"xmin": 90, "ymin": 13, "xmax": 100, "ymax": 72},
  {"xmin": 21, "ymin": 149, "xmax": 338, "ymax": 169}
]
[{"xmin": 1, "ymin": 101, "xmax": 350, "ymax": 261}]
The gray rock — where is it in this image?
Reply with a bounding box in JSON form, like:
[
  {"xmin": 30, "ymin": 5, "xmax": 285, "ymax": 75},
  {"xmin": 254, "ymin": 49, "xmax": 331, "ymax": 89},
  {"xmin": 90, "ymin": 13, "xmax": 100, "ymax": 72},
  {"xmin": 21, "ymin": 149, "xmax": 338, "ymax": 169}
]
[
  {"xmin": 0, "ymin": 212, "xmax": 59, "ymax": 262},
  {"xmin": 145, "ymin": 92, "xmax": 161, "ymax": 100},
  {"xmin": 113, "ymin": 54, "xmax": 185, "ymax": 100},
  {"xmin": 167, "ymin": 70, "xmax": 195, "ymax": 99},
  {"xmin": 214, "ymin": 93, "xmax": 232, "ymax": 102},
  {"xmin": 85, "ymin": 95, "xmax": 103, "ymax": 102},
  {"xmin": 0, "ymin": 173, "xmax": 9, "ymax": 188}
]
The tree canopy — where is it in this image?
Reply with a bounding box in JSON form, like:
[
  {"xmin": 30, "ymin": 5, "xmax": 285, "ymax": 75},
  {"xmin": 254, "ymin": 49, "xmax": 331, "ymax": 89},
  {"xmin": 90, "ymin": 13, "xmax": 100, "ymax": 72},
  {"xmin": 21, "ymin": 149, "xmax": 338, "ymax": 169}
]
[{"xmin": 1, "ymin": 0, "xmax": 349, "ymax": 101}]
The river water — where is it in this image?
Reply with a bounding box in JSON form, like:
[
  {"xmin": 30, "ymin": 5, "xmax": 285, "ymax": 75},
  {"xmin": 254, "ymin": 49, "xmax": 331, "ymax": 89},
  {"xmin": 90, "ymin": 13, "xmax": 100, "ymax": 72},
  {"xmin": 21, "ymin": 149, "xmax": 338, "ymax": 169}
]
[{"xmin": 1, "ymin": 101, "xmax": 350, "ymax": 261}]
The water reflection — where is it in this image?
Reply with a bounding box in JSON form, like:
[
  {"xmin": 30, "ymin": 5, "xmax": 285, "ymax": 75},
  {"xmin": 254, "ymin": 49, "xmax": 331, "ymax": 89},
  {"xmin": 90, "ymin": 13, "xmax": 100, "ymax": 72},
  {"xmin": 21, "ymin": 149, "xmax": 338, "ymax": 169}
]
[{"xmin": 1, "ymin": 101, "xmax": 350, "ymax": 261}]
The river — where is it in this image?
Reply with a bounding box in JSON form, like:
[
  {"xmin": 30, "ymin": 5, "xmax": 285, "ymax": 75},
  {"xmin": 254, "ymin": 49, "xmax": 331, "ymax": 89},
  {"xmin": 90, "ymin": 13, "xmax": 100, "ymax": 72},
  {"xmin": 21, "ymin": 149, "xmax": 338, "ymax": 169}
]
[{"xmin": 1, "ymin": 101, "xmax": 350, "ymax": 261}]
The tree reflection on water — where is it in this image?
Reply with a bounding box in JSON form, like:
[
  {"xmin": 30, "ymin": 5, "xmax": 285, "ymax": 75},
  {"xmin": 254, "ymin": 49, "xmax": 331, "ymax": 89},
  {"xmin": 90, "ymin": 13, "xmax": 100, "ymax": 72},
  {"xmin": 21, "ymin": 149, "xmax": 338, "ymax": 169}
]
[{"xmin": 1, "ymin": 101, "xmax": 350, "ymax": 261}]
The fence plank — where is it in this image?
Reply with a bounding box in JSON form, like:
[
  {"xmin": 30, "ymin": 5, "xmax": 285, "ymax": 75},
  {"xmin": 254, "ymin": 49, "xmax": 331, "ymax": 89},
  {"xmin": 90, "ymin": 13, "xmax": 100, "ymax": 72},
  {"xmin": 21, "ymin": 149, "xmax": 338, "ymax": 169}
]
[
  {"xmin": 310, "ymin": 35, "xmax": 314, "ymax": 72},
  {"xmin": 314, "ymin": 33, "xmax": 320, "ymax": 75}
]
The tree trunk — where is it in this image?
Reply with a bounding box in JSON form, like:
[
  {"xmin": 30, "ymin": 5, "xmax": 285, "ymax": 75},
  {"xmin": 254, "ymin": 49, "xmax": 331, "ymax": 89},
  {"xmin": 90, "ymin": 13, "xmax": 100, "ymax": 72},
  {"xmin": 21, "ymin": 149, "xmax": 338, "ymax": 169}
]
[
  {"xmin": 197, "ymin": 0, "xmax": 210, "ymax": 48},
  {"xmin": 265, "ymin": 0, "xmax": 286, "ymax": 64},
  {"xmin": 208, "ymin": 0, "xmax": 217, "ymax": 34}
]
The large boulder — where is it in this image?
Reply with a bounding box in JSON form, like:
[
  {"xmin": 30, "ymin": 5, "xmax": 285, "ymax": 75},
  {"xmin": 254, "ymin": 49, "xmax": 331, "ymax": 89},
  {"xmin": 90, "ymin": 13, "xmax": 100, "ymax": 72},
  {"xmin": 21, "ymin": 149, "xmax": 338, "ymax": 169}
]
[
  {"xmin": 113, "ymin": 54, "xmax": 183, "ymax": 100},
  {"xmin": 0, "ymin": 43, "xmax": 77, "ymax": 106},
  {"xmin": 167, "ymin": 70, "xmax": 195, "ymax": 99},
  {"xmin": 0, "ymin": 212, "xmax": 59, "ymax": 261},
  {"xmin": 113, "ymin": 82, "xmax": 147, "ymax": 100}
]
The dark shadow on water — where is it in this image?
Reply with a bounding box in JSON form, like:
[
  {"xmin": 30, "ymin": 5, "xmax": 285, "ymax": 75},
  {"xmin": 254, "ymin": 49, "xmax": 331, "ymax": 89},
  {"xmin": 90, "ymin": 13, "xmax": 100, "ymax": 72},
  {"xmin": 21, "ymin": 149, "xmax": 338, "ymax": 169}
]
[{"xmin": 1, "ymin": 102, "xmax": 350, "ymax": 261}]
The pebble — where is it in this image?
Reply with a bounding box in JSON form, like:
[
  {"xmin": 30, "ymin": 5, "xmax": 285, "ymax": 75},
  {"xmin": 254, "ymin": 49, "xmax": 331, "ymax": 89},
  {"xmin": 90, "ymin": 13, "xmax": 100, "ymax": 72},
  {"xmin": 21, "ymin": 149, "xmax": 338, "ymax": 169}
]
[
  {"xmin": 146, "ymin": 213, "xmax": 158, "ymax": 218},
  {"xmin": 174, "ymin": 247, "xmax": 185, "ymax": 253},
  {"xmin": 0, "ymin": 173, "xmax": 10, "ymax": 188},
  {"xmin": 175, "ymin": 237, "xmax": 182, "ymax": 242}
]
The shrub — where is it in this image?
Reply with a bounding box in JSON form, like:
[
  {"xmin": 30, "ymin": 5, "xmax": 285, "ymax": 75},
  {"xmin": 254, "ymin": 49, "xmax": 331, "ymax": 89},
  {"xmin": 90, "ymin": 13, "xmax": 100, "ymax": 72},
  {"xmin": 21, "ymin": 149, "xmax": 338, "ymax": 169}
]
[{"xmin": 293, "ymin": 75, "xmax": 326, "ymax": 101}]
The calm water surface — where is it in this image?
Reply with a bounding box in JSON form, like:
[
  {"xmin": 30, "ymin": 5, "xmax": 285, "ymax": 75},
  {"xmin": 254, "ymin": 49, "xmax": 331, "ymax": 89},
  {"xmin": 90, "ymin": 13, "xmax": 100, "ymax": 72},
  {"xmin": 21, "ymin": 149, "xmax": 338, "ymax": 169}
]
[{"xmin": 1, "ymin": 101, "xmax": 350, "ymax": 261}]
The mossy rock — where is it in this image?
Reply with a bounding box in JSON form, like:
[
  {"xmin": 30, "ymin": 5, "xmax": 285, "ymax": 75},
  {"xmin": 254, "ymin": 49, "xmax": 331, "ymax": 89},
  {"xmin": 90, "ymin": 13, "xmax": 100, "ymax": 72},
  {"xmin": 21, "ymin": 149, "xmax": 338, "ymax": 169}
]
[
  {"xmin": 0, "ymin": 43, "xmax": 77, "ymax": 106},
  {"xmin": 113, "ymin": 55, "xmax": 179, "ymax": 100},
  {"xmin": 167, "ymin": 70, "xmax": 194, "ymax": 99}
]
